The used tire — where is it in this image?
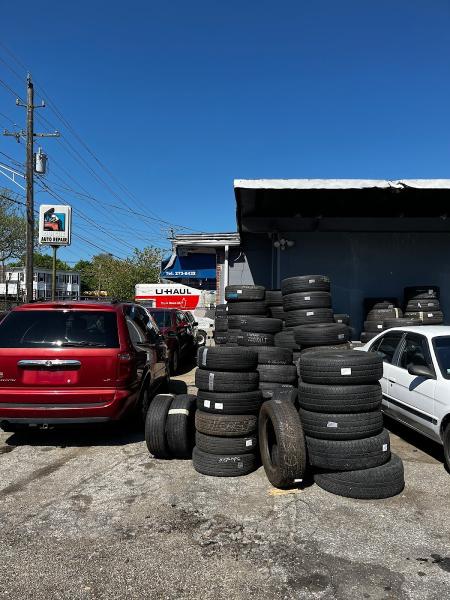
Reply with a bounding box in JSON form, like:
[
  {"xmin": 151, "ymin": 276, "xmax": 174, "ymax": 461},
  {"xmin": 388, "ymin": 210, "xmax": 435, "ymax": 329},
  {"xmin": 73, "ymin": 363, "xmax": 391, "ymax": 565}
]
[
  {"xmin": 214, "ymin": 317, "xmax": 228, "ymax": 332},
  {"xmin": 269, "ymin": 387, "xmax": 298, "ymax": 404},
  {"xmin": 265, "ymin": 289, "xmax": 283, "ymax": 306},
  {"xmin": 297, "ymin": 382, "xmax": 382, "ymax": 413},
  {"xmin": 253, "ymin": 346, "xmax": 293, "ymax": 365},
  {"xmin": 225, "ymin": 284, "xmax": 265, "ymax": 302},
  {"xmin": 274, "ymin": 329, "xmax": 301, "ymax": 350},
  {"xmin": 334, "ymin": 313, "xmax": 350, "ymax": 325},
  {"xmin": 299, "ymin": 350, "xmax": 383, "ymax": 385},
  {"xmin": 192, "ymin": 446, "xmax": 257, "ymax": 477},
  {"xmin": 227, "ymin": 301, "xmax": 267, "ymax": 315},
  {"xmin": 366, "ymin": 308, "xmax": 403, "ymax": 321},
  {"xmin": 237, "ymin": 331, "xmax": 275, "ymax": 346},
  {"xmin": 285, "ymin": 308, "xmax": 334, "ymax": 327},
  {"xmin": 197, "ymin": 346, "xmax": 258, "ymax": 371},
  {"xmin": 363, "ymin": 320, "xmax": 385, "ymax": 333},
  {"xmin": 294, "ymin": 323, "xmax": 349, "ymax": 347},
  {"xmin": 314, "ymin": 453, "xmax": 404, "ymax": 499},
  {"xmin": 166, "ymin": 394, "xmax": 196, "ymax": 458},
  {"xmin": 306, "ymin": 429, "xmax": 391, "ymax": 471},
  {"xmin": 406, "ymin": 299, "xmax": 440, "ymax": 311},
  {"xmin": 215, "ymin": 304, "xmax": 228, "ymax": 316},
  {"xmin": 404, "ymin": 311, "xmax": 444, "ymax": 324},
  {"xmin": 195, "ymin": 431, "xmax": 257, "ymax": 454},
  {"xmin": 299, "ymin": 408, "xmax": 383, "ymax": 440},
  {"xmin": 383, "ymin": 318, "xmax": 417, "ymax": 329},
  {"xmin": 144, "ymin": 393, "xmax": 175, "ymax": 459},
  {"xmin": 282, "ymin": 275, "xmax": 330, "ymax": 295},
  {"xmin": 195, "ymin": 369, "xmax": 259, "ymax": 393},
  {"xmin": 404, "ymin": 285, "xmax": 439, "ymax": 301},
  {"xmin": 197, "ymin": 390, "xmax": 263, "ymax": 414},
  {"xmin": 227, "ymin": 314, "xmax": 250, "ymax": 329},
  {"xmin": 242, "ymin": 316, "xmax": 283, "ymax": 334},
  {"xmin": 259, "ymin": 397, "xmax": 307, "ymax": 489},
  {"xmin": 226, "ymin": 329, "xmax": 241, "ymax": 344},
  {"xmin": 257, "ymin": 364, "xmax": 297, "ymax": 383},
  {"xmin": 299, "ymin": 342, "xmax": 351, "ymax": 356},
  {"xmin": 195, "ymin": 411, "xmax": 257, "ymax": 437},
  {"xmin": 283, "ymin": 291, "xmax": 332, "ymax": 311},
  {"xmin": 270, "ymin": 306, "xmax": 287, "ymax": 320},
  {"xmin": 259, "ymin": 382, "xmax": 296, "ymax": 392}
]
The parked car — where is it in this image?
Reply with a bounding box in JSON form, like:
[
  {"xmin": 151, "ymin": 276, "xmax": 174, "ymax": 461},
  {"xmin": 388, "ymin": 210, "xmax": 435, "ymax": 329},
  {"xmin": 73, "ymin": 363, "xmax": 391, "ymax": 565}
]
[
  {"xmin": 144, "ymin": 307, "xmax": 197, "ymax": 374},
  {"xmin": 0, "ymin": 301, "xmax": 170, "ymax": 430},
  {"xmin": 185, "ymin": 311, "xmax": 214, "ymax": 346},
  {"xmin": 359, "ymin": 325, "xmax": 450, "ymax": 470}
]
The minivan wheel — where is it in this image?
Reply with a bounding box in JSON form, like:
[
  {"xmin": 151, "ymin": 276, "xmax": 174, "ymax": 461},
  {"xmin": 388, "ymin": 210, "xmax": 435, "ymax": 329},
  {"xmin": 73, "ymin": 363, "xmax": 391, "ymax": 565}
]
[
  {"xmin": 197, "ymin": 330, "xmax": 207, "ymax": 346},
  {"xmin": 171, "ymin": 349, "xmax": 179, "ymax": 375},
  {"xmin": 443, "ymin": 423, "xmax": 450, "ymax": 472}
]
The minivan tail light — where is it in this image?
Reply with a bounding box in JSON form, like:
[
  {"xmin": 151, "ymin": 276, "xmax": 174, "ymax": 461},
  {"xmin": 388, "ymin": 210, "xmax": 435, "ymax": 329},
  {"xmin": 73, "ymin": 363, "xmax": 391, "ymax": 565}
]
[
  {"xmin": 117, "ymin": 352, "xmax": 135, "ymax": 384},
  {"xmin": 118, "ymin": 352, "xmax": 132, "ymax": 362}
]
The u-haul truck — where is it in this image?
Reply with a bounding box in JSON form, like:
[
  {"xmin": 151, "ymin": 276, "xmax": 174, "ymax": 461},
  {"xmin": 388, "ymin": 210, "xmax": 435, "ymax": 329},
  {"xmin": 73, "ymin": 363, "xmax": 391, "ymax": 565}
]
[{"xmin": 135, "ymin": 283, "xmax": 203, "ymax": 310}]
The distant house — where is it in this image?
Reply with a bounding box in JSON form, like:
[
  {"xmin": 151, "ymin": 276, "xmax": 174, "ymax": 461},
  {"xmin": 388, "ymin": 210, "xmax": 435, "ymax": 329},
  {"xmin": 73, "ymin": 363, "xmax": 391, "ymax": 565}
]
[{"xmin": 0, "ymin": 266, "xmax": 81, "ymax": 301}]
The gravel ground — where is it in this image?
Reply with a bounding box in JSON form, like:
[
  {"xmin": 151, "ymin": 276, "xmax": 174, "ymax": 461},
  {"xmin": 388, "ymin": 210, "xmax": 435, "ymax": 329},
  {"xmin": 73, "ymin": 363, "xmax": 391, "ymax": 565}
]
[{"xmin": 0, "ymin": 364, "xmax": 449, "ymax": 600}]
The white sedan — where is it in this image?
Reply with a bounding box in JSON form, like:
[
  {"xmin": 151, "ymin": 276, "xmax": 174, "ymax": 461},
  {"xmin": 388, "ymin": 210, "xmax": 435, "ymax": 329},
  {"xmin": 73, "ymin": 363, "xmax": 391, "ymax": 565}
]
[{"xmin": 359, "ymin": 326, "xmax": 450, "ymax": 471}]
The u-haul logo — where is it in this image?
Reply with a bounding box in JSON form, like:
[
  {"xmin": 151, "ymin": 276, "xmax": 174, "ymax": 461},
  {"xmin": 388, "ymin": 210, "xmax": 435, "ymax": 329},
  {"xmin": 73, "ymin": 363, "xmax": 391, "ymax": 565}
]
[{"xmin": 155, "ymin": 288, "xmax": 192, "ymax": 295}]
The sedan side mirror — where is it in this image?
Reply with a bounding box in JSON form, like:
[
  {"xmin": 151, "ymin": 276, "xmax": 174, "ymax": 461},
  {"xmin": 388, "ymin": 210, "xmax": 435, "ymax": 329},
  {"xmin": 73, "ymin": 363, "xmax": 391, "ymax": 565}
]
[{"xmin": 407, "ymin": 363, "xmax": 435, "ymax": 379}]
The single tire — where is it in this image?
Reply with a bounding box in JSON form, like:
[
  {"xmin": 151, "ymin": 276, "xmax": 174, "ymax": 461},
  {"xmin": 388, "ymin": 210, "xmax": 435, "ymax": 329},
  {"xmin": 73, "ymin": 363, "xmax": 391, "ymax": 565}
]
[
  {"xmin": 214, "ymin": 318, "xmax": 228, "ymax": 332},
  {"xmin": 363, "ymin": 320, "xmax": 385, "ymax": 333},
  {"xmin": 195, "ymin": 431, "xmax": 257, "ymax": 454},
  {"xmin": 265, "ymin": 289, "xmax": 283, "ymax": 306},
  {"xmin": 294, "ymin": 323, "xmax": 349, "ymax": 347},
  {"xmin": 297, "ymin": 382, "xmax": 382, "ymax": 413},
  {"xmin": 242, "ymin": 316, "xmax": 283, "ymax": 334},
  {"xmin": 195, "ymin": 411, "xmax": 257, "ymax": 437},
  {"xmin": 404, "ymin": 285, "xmax": 439, "ymax": 301},
  {"xmin": 257, "ymin": 364, "xmax": 297, "ymax": 383},
  {"xmin": 282, "ymin": 275, "xmax": 330, "ymax": 296},
  {"xmin": 285, "ymin": 308, "xmax": 334, "ymax": 328},
  {"xmin": 197, "ymin": 389, "xmax": 263, "ymax": 414},
  {"xmin": 259, "ymin": 398, "xmax": 307, "ymax": 489},
  {"xmin": 237, "ymin": 331, "xmax": 275, "ymax": 346},
  {"xmin": 371, "ymin": 301, "xmax": 395, "ymax": 309},
  {"xmin": 253, "ymin": 346, "xmax": 293, "ymax": 365},
  {"xmin": 144, "ymin": 393, "xmax": 175, "ymax": 459},
  {"xmin": 227, "ymin": 301, "xmax": 267, "ymax": 315},
  {"xmin": 383, "ymin": 318, "xmax": 417, "ymax": 329},
  {"xmin": 192, "ymin": 447, "xmax": 257, "ymax": 477},
  {"xmin": 227, "ymin": 314, "xmax": 250, "ymax": 329},
  {"xmin": 270, "ymin": 306, "xmax": 287, "ymax": 320},
  {"xmin": 299, "ymin": 408, "xmax": 383, "ymax": 440},
  {"xmin": 269, "ymin": 387, "xmax": 298, "ymax": 404},
  {"xmin": 274, "ymin": 329, "xmax": 301, "ymax": 350},
  {"xmin": 404, "ymin": 311, "xmax": 444, "ymax": 324},
  {"xmin": 314, "ymin": 453, "xmax": 404, "ymax": 499},
  {"xmin": 299, "ymin": 342, "xmax": 351, "ymax": 356},
  {"xmin": 334, "ymin": 313, "xmax": 350, "ymax": 325},
  {"xmin": 306, "ymin": 429, "xmax": 391, "ymax": 471},
  {"xmin": 195, "ymin": 369, "xmax": 259, "ymax": 393},
  {"xmin": 360, "ymin": 331, "xmax": 379, "ymax": 343},
  {"xmin": 366, "ymin": 308, "xmax": 403, "ymax": 321},
  {"xmin": 259, "ymin": 382, "xmax": 296, "ymax": 392},
  {"xmin": 197, "ymin": 346, "xmax": 257, "ymax": 371},
  {"xmin": 166, "ymin": 394, "xmax": 197, "ymax": 458},
  {"xmin": 406, "ymin": 299, "xmax": 440, "ymax": 311},
  {"xmin": 299, "ymin": 350, "xmax": 383, "ymax": 385},
  {"xmin": 225, "ymin": 284, "xmax": 265, "ymax": 302},
  {"xmin": 283, "ymin": 291, "xmax": 332, "ymax": 311}
]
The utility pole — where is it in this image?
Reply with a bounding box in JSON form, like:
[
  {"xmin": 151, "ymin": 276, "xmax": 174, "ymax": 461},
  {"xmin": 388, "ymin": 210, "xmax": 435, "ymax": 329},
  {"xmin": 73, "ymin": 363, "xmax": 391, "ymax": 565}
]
[{"xmin": 3, "ymin": 74, "xmax": 60, "ymax": 303}]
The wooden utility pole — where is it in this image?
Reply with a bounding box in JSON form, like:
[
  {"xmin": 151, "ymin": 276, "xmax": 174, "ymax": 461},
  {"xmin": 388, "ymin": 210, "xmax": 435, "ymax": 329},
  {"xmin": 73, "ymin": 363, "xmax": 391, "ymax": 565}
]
[{"xmin": 3, "ymin": 74, "xmax": 60, "ymax": 303}]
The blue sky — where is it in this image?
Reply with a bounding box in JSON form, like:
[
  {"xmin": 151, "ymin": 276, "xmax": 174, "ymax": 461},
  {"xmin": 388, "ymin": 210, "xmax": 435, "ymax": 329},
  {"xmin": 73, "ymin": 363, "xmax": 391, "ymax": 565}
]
[{"xmin": 1, "ymin": 0, "xmax": 450, "ymax": 263}]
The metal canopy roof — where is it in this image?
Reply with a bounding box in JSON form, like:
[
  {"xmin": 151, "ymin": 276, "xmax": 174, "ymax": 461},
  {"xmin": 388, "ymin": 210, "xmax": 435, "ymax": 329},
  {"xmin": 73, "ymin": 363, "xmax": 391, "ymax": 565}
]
[
  {"xmin": 234, "ymin": 179, "xmax": 450, "ymax": 233},
  {"xmin": 173, "ymin": 232, "xmax": 240, "ymax": 247}
]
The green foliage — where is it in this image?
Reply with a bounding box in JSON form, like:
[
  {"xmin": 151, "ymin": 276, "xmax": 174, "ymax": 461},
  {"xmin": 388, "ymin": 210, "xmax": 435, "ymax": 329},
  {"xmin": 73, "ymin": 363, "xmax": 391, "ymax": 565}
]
[
  {"xmin": 10, "ymin": 252, "xmax": 71, "ymax": 271},
  {"xmin": 0, "ymin": 189, "xmax": 27, "ymax": 267}
]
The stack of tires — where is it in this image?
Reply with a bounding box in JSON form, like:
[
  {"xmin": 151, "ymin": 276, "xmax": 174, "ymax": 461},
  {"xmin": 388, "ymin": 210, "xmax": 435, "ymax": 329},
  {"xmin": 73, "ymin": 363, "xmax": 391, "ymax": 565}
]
[
  {"xmin": 252, "ymin": 346, "xmax": 297, "ymax": 399},
  {"xmin": 265, "ymin": 289, "xmax": 287, "ymax": 323},
  {"xmin": 404, "ymin": 286, "xmax": 444, "ymax": 325},
  {"xmin": 298, "ymin": 350, "xmax": 405, "ymax": 499},
  {"xmin": 225, "ymin": 285, "xmax": 267, "ymax": 346},
  {"xmin": 214, "ymin": 304, "xmax": 228, "ymax": 346},
  {"xmin": 193, "ymin": 346, "xmax": 263, "ymax": 477},
  {"xmin": 360, "ymin": 302, "xmax": 403, "ymax": 343}
]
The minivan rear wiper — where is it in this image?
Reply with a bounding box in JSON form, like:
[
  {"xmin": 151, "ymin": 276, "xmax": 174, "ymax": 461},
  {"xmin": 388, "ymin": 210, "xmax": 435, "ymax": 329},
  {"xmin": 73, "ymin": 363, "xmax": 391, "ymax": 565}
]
[{"xmin": 58, "ymin": 341, "xmax": 107, "ymax": 347}]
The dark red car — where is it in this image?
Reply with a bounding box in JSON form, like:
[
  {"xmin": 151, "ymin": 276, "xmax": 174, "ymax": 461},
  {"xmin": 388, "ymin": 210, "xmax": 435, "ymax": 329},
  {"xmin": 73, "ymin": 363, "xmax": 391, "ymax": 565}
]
[
  {"xmin": 0, "ymin": 301, "xmax": 170, "ymax": 430},
  {"xmin": 144, "ymin": 307, "xmax": 197, "ymax": 374}
]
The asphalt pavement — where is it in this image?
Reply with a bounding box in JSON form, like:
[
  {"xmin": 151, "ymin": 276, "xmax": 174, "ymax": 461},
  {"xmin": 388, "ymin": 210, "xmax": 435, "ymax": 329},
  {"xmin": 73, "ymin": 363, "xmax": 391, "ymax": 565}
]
[{"xmin": 0, "ymin": 364, "xmax": 449, "ymax": 600}]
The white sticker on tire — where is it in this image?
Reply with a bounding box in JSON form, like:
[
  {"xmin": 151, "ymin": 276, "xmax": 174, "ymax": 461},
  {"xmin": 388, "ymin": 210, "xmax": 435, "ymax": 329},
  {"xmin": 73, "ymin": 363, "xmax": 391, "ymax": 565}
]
[
  {"xmin": 203, "ymin": 400, "xmax": 211, "ymax": 408},
  {"xmin": 237, "ymin": 289, "xmax": 242, "ymax": 294},
  {"xmin": 341, "ymin": 367, "xmax": 352, "ymax": 375},
  {"xmin": 201, "ymin": 348, "xmax": 208, "ymax": 366},
  {"xmin": 428, "ymin": 303, "xmax": 434, "ymax": 307},
  {"xmin": 327, "ymin": 421, "xmax": 338, "ymax": 428},
  {"xmin": 338, "ymin": 334, "xmax": 345, "ymax": 339},
  {"xmin": 208, "ymin": 372, "xmax": 215, "ymax": 391},
  {"xmin": 377, "ymin": 324, "xmax": 383, "ymax": 329},
  {"xmin": 394, "ymin": 308, "xmax": 399, "ymax": 318},
  {"xmin": 308, "ymin": 279, "xmax": 316, "ymax": 284},
  {"xmin": 245, "ymin": 439, "xmax": 253, "ymax": 447},
  {"xmin": 428, "ymin": 289, "xmax": 433, "ymax": 294},
  {"xmin": 306, "ymin": 311, "xmax": 314, "ymax": 316},
  {"xmin": 428, "ymin": 313, "xmax": 434, "ymax": 318},
  {"xmin": 382, "ymin": 443, "xmax": 388, "ymax": 451},
  {"xmin": 304, "ymin": 296, "xmax": 311, "ymax": 301},
  {"xmin": 293, "ymin": 478, "xmax": 303, "ymax": 483},
  {"xmin": 168, "ymin": 408, "xmax": 189, "ymax": 416},
  {"xmin": 214, "ymin": 402, "xmax": 223, "ymax": 410}
]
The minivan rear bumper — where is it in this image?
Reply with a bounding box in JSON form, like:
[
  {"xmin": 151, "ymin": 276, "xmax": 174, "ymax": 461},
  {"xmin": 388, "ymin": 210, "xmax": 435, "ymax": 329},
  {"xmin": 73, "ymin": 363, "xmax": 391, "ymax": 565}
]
[{"xmin": 0, "ymin": 388, "xmax": 136, "ymax": 423}]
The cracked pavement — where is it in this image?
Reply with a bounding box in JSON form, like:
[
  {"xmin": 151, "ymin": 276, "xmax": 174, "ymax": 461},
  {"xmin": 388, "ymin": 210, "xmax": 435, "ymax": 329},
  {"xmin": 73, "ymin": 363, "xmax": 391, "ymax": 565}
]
[{"xmin": 0, "ymin": 365, "xmax": 449, "ymax": 599}]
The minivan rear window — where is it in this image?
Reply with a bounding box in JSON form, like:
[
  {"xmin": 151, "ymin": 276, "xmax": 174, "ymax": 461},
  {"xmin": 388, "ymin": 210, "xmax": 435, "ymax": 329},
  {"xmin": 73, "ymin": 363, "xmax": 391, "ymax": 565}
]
[{"xmin": 0, "ymin": 310, "xmax": 119, "ymax": 348}]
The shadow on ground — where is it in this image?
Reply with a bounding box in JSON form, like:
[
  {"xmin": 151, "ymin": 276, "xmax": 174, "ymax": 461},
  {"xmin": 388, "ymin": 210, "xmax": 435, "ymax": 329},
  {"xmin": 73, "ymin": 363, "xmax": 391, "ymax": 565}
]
[{"xmin": 384, "ymin": 414, "xmax": 445, "ymax": 465}]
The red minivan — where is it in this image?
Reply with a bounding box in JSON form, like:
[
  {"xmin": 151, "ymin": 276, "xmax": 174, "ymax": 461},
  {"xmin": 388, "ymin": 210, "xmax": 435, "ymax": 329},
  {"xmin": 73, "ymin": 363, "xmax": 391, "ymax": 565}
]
[{"xmin": 0, "ymin": 301, "xmax": 170, "ymax": 430}]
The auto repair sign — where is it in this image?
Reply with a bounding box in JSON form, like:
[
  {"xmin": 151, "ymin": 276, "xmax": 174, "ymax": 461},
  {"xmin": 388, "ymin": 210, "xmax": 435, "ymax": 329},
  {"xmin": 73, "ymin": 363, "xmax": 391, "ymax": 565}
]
[
  {"xmin": 135, "ymin": 283, "xmax": 201, "ymax": 309},
  {"xmin": 38, "ymin": 204, "xmax": 72, "ymax": 246}
]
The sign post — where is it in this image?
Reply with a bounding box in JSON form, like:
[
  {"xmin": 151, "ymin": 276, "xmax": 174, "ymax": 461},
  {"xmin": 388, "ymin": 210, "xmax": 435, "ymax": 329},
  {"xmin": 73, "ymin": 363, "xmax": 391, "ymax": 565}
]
[{"xmin": 38, "ymin": 205, "xmax": 72, "ymax": 301}]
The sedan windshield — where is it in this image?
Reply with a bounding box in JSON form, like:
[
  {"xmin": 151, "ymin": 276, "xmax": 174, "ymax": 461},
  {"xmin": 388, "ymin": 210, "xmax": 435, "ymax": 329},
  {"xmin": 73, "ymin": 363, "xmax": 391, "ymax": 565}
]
[
  {"xmin": 0, "ymin": 310, "xmax": 119, "ymax": 348},
  {"xmin": 432, "ymin": 336, "xmax": 450, "ymax": 379}
]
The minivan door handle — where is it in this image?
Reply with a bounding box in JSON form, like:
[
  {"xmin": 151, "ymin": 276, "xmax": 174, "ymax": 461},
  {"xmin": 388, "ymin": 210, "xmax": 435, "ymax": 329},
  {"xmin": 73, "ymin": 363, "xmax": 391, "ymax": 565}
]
[{"xmin": 18, "ymin": 359, "xmax": 81, "ymax": 370}]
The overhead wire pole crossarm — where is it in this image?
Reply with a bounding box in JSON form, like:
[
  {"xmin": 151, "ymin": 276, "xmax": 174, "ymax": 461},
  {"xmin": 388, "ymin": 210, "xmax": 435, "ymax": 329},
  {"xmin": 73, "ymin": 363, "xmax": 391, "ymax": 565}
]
[{"xmin": 2, "ymin": 74, "xmax": 60, "ymax": 303}]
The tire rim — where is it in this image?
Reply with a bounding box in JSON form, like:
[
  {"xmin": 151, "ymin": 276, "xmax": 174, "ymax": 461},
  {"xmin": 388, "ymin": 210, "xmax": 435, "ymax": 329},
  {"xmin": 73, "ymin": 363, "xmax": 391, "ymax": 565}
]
[{"xmin": 197, "ymin": 331, "xmax": 206, "ymax": 346}]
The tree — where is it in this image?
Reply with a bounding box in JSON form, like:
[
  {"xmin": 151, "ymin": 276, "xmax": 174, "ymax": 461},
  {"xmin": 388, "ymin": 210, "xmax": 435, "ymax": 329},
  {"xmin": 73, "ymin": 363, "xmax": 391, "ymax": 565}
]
[
  {"xmin": 10, "ymin": 252, "xmax": 71, "ymax": 271},
  {"xmin": 0, "ymin": 189, "xmax": 27, "ymax": 281}
]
